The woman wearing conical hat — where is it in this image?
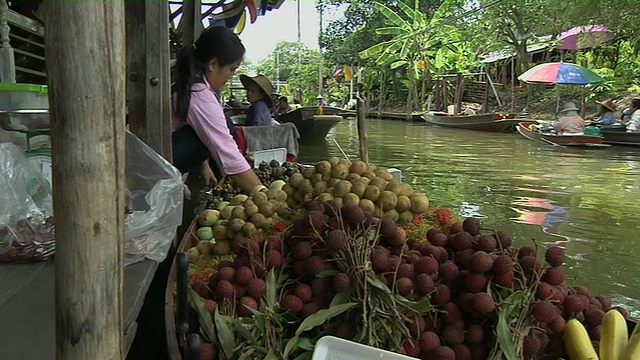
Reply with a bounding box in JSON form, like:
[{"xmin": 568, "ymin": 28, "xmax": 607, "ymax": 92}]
[
  {"xmin": 588, "ymin": 98, "xmax": 616, "ymax": 126},
  {"xmin": 241, "ymin": 74, "xmax": 276, "ymax": 126}
]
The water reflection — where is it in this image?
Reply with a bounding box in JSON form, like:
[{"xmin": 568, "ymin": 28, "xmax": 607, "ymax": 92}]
[{"xmin": 298, "ymin": 119, "xmax": 640, "ymax": 314}]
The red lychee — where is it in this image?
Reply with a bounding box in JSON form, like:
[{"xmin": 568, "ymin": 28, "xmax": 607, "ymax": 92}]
[
  {"xmin": 379, "ymin": 217, "xmax": 398, "ymax": 238},
  {"xmin": 237, "ymin": 296, "xmax": 258, "ymax": 317},
  {"xmin": 192, "ymin": 279, "xmax": 212, "ymax": 299},
  {"xmin": 439, "ymin": 261, "xmax": 460, "ymax": 282},
  {"xmin": 462, "ymin": 217, "xmax": 481, "ymax": 236},
  {"xmin": 491, "ymin": 254, "xmax": 513, "ymax": 275},
  {"xmin": 306, "ymin": 255, "xmax": 325, "ymax": 276},
  {"xmin": 427, "ymin": 228, "xmax": 443, "ymax": 242},
  {"xmin": 294, "ymin": 241, "xmax": 313, "ymax": 260},
  {"xmin": 545, "ymin": 246, "xmax": 565, "ymax": 267},
  {"xmin": 281, "ymin": 294, "xmax": 303, "ymax": 314},
  {"xmin": 531, "ymin": 301, "xmax": 558, "ymax": 323},
  {"xmin": 341, "ymin": 203, "xmax": 365, "ymax": 226},
  {"xmin": 415, "ymin": 273, "xmax": 435, "ymax": 295},
  {"xmin": 265, "ymin": 250, "xmax": 283, "ymax": 269},
  {"xmin": 449, "ymin": 222, "xmax": 463, "ymax": 234},
  {"xmin": 233, "ymin": 284, "xmax": 246, "ymax": 298},
  {"xmin": 465, "ymin": 324, "xmax": 484, "ymax": 344},
  {"xmin": 217, "ymin": 267, "xmax": 235, "ymax": 281},
  {"xmin": 431, "ymin": 231, "xmax": 448, "ymax": 247},
  {"xmin": 464, "ymin": 272, "xmax": 488, "ymax": 293},
  {"xmin": 467, "ymin": 251, "xmax": 493, "ymax": 273},
  {"xmin": 311, "ymin": 277, "xmax": 330, "ymax": 297},
  {"xmin": 371, "ymin": 248, "xmax": 389, "ymax": 273},
  {"xmin": 433, "ymin": 346, "xmax": 456, "ymax": 360},
  {"xmin": 495, "ymin": 231, "xmax": 512, "ymax": 248},
  {"xmin": 432, "ymin": 284, "xmax": 451, "ymax": 305},
  {"xmin": 448, "ymin": 231, "xmax": 473, "ymax": 251},
  {"xmin": 548, "ymin": 315, "xmax": 566, "ymax": 334},
  {"xmin": 217, "ymin": 260, "xmax": 233, "ymax": 269},
  {"xmin": 452, "ymin": 344, "xmax": 471, "ymax": 360},
  {"xmin": 415, "ymin": 256, "xmax": 439, "ymax": 275},
  {"xmin": 442, "ymin": 325, "xmax": 465, "ymax": 345},
  {"xmin": 332, "ymin": 273, "xmax": 351, "ymax": 293},
  {"xmin": 470, "ymin": 292, "xmax": 495, "ymax": 314},
  {"xmin": 476, "ymin": 235, "xmax": 497, "ymax": 252},
  {"xmin": 518, "ymin": 245, "xmax": 535, "ymax": 259},
  {"xmin": 493, "ymin": 271, "xmax": 514, "ymax": 288},
  {"xmin": 247, "ymin": 278, "xmax": 266, "ymax": 300},
  {"xmin": 306, "ymin": 210, "xmax": 326, "ymax": 231},
  {"xmin": 295, "ymin": 283, "xmax": 313, "ymax": 303},
  {"xmin": 397, "ymin": 263, "xmax": 416, "ymax": 280},
  {"xmin": 519, "ymin": 256, "xmax": 541, "ymax": 275},
  {"xmin": 396, "ymin": 277, "xmax": 413, "ymax": 297},
  {"xmin": 301, "ymin": 302, "xmax": 321, "ymax": 317},
  {"xmin": 203, "ymin": 299, "xmax": 217, "ymax": 315},
  {"xmin": 234, "ymin": 266, "xmax": 254, "ymax": 285},
  {"xmin": 325, "ymin": 229, "xmax": 348, "ymax": 251},
  {"xmin": 419, "ymin": 331, "xmax": 441, "ymax": 353},
  {"xmin": 535, "ymin": 282, "xmax": 554, "ymax": 300},
  {"xmin": 216, "ymin": 280, "xmax": 234, "ymax": 299},
  {"xmin": 542, "ymin": 267, "xmax": 564, "ymax": 286},
  {"xmin": 442, "ymin": 302, "xmax": 462, "ymax": 323}
]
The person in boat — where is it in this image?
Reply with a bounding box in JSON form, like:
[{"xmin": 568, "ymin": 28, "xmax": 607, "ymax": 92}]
[
  {"xmin": 625, "ymin": 98, "xmax": 640, "ymax": 133},
  {"xmin": 552, "ymin": 102, "xmax": 585, "ymax": 135},
  {"xmin": 292, "ymin": 99, "xmax": 302, "ymax": 109},
  {"xmin": 171, "ymin": 26, "xmax": 262, "ymax": 195},
  {"xmin": 317, "ymin": 94, "xmax": 328, "ymax": 107},
  {"xmin": 275, "ymin": 96, "xmax": 294, "ymax": 116},
  {"xmin": 241, "ymin": 74, "xmax": 278, "ymax": 126},
  {"xmin": 270, "ymin": 90, "xmax": 281, "ymax": 116},
  {"xmin": 587, "ymin": 98, "xmax": 616, "ymax": 126}
]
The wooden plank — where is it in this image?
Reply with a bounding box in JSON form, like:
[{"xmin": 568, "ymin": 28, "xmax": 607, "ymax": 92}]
[
  {"xmin": 125, "ymin": 1, "xmax": 172, "ymax": 160},
  {"xmin": 434, "ymin": 80, "xmax": 441, "ymax": 111},
  {"xmin": 5, "ymin": 8, "xmax": 44, "ymax": 35},
  {"xmin": 0, "ymin": 0, "xmax": 16, "ymax": 82},
  {"xmin": 43, "ymin": 1, "xmax": 126, "ymax": 358},
  {"xmin": 181, "ymin": 0, "xmax": 202, "ymax": 46},
  {"xmin": 357, "ymin": 97, "xmax": 368, "ymax": 163}
]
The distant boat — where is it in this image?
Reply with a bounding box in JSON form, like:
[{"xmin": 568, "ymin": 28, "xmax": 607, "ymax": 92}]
[
  {"xmin": 421, "ymin": 112, "xmax": 525, "ymax": 132},
  {"xmin": 598, "ymin": 124, "xmax": 640, "ymax": 146},
  {"xmin": 367, "ymin": 111, "xmax": 424, "ymax": 122},
  {"xmin": 277, "ymin": 107, "xmax": 342, "ymax": 140},
  {"xmin": 516, "ymin": 121, "xmax": 608, "ymax": 147}
]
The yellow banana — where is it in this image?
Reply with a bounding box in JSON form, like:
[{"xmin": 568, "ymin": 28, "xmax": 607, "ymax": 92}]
[
  {"xmin": 564, "ymin": 318, "xmax": 599, "ymax": 360},
  {"xmin": 600, "ymin": 309, "xmax": 628, "ymax": 360},
  {"xmin": 620, "ymin": 332, "xmax": 640, "ymax": 360}
]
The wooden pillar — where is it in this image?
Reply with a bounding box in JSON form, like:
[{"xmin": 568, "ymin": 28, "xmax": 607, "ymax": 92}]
[
  {"xmin": 356, "ymin": 97, "xmax": 368, "ymax": 163},
  {"xmin": 182, "ymin": 0, "xmax": 202, "ymax": 46},
  {"xmin": 44, "ymin": 1, "xmax": 125, "ymax": 358},
  {"xmin": 482, "ymin": 76, "xmax": 490, "ymax": 113},
  {"xmin": 434, "ymin": 80, "xmax": 441, "ymax": 111},
  {"xmin": 125, "ymin": 1, "xmax": 172, "ymax": 159},
  {"xmin": 454, "ymin": 73, "xmax": 463, "ymax": 114},
  {"xmin": 442, "ymin": 79, "xmax": 449, "ymax": 112},
  {"xmin": 0, "ymin": 0, "xmax": 15, "ymax": 82}
]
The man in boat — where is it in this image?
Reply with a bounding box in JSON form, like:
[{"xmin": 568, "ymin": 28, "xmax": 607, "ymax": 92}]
[
  {"xmin": 553, "ymin": 102, "xmax": 585, "ymax": 135},
  {"xmin": 625, "ymin": 98, "xmax": 640, "ymax": 133},
  {"xmin": 317, "ymin": 95, "xmax": 328, "ymax": 107},
  {"xmin": 275, "ymin": 96, "xmax": 294, "ymax": 116},
  {"xmin": 587, "ymin": 98, "xmax": 616, "ymax": 126}
]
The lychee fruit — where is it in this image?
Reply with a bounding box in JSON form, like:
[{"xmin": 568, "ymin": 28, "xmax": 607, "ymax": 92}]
[
  {"xmin": 465, "ymin": 324, "xmax": 484, "ymax": 344},
  {"xmin": 301, "ymin": 302, "xmax": 321, "ymax": 317},
  {"xmin": 442, "ymin": 325, "xmax": 465, "ymax": 345},
  {"xmin": 493, "ymin": 271, "xmax": 514, "ymax": 288},
  {"xmin": 306, "ymin": 210, "xmax": 326, "ymax": 231},
  {"xmin": 332, "ymin": 273, "xmax": 351, "ymax": 293},
  {"xmin": 448, "ymin": 231, "xmax": 473, "ymax": 251},
  {"xmin": 442, "ymin": 302, "xmax": 462, "ymax": 323},
  {"xmin": 572, "ymin": 285, "xmax": 591, "ymax": 297},
  {"xmin": 217, "ymin": 267, "xmax": 235, "ymax": 281},
  {"xmin": 265, "ymin": 250, "xmax": 283, "ymax": 269},
  {"xmin": 518, "ymin": 245, "xmax": 535, "ymax": 259},
  {"xmin": 192, "ymin": 279, "xmax": 212, "ymax": 299},
  {"xmin": 306, "ymin": 201, "xmax": 325, "ymax": 214},
  {"xmin": 234, "ymin": 266, "xmax": 253, "ymax": 285},
  {"xmin": 203, "ymin": 299, "xmax": 217, "ymax": 315},
  {"xmin": 237, "ymin": 296, "xmax": 258, "ymax": 317},
  {"xmin": 216, "ymin": 280, "xmax": 234, "ymax": 299},
  {"xmin": 596, "ymin": 295, "xmax": 612, "ymax": 310},
  {"xmin": 415, "ymin": 256, "xmax": 439, "ymax": 275},
  {"xmin": 491, "ymin": 254, "xmax": 513, "ymax": 275},
  {"xmin": 281, "ymin": 294, "xmax": 303, "ymax": 314},
  {"xmin": 217, "ymin": 260, "xmax": 234, "ymax": 269},
  {"xmin": 293, "ymin": 260, "xmax": 308, "ymax": 277},
  {"xmin": 396, "ymin": 277, "xmax": 413, "ymax": 297},
  {"xmin": 397, "ymin": 263, "xmax": 416, "ymax": 280},
  {"xmin": 522, "ymin": 333, "xmax": 541, "ymax": 359},
  {"xmin": 427, "ymin": 228, "xmax": 442, "ymax": 242},
  {"xmin": 452, "ymin": 344, "xmax": 471, "ymax": 360},
  {"xmin": 199, "ymin": 343, "xmax": 215, "ymax": 360},
  {"xmin": 475, "ymin": 235, "xmax": 497, "ymax": 252},
  {"xmin": 439, "ymin": 261, "xmax": 460, "ymax": 282},
  {"xmin": 341, "ymin": 203, "xmax": 365, "ymax": 226},
  {"xmin": 379, "ymin": 217, "xmax": 398, "ymax": 238},
  {"xmin": 464, "ymin": 272, "xmax": 488, "ymax": 293},
  {"xmin": 542, "ymin": 267, "xmax": 564, "ymax": 286},
  {"xmin": 306, "ymin": 255, "xmax": 325, "ymax": 276},
  {"xmin": 519, "ymin": 256, "xmax": 541, "ymax": 275},
  {"xmin": 233, "ymin": 284, "xmax": 246, "ymax": 298},
  {"xmin": 432, "ymin": 284, "xmax": 451, "ymax": 305},
  {"xmin": 545, "ymin": 246, "xmax": 565, "ymax": 267},
  {"xmin": 402, "ymin": 339, "xmax": 421, "ymax": 357},
  {"xmin": 432, "ymin": 346, "xmax": 456, "ymax": 360},
  {"xmin": 371, "ymin": 248, "xmax": 389, "ymax": 273},
  {"xmin": 462, "ymin": 217, "xmax": 481, "ymax": 236},
  {"xmin": 467, "ymin": 251, "xmax": 493, "ymax": 273},
  {"xmin": 436, "ymin": 246, "xmax": 449, "ymax": 263},
  {"xmin": 311, "ymin": 277, "xmax": 330, "ymax": 297},
  {"xmin": 295, "ymin": 283, "xmax": 313, "ymax": 303},
  {"xmin": 325, "ymin": 229, "xmax": 348, "ymax": 251},
  {"xmin": 415, "ymin": 273, "xmax": 435, "ymax": 295},
  {"xmin": 247, "ymin": 278, "xmax": 266, "ymax": 300},
  {"xmin": 430, "ymin": 231, "xmax": 448, "ymax": 247},
  {"xmin": 535, "ymin": 282, "xmax": 554, "ymax": 300},
  {"xmin": 449, "ymin": 222, "xmax": 463, "ymax": 234},
  {"xmin": 548, "ymin": 315, "xmax": 566, "ymax": 334},
  {"xmin": 585, "ymin": 308, "xmax": 605, "ymax": 328},
  {"xmin": 495, "ymin": 231, "xmax": 512, "ymax": 248},
  {"xmin": 531, "ymin": 301, "xmax": 557, "ymax": 323},
  {"xmin": 294, "ymin": 241, "xmax": 313, "ymax": 260},
  {"xmin": 419, "ymin": 331, "xmax": 441, "ymax": 353},
  {"xmin": 470, "ymin": 292, "xmax": 495, "ymax": 314}
]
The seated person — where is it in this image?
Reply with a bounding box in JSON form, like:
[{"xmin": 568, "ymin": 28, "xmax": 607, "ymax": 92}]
[
  {"xmin": 553, "ymin": 102, "xmax": 585, "ymax": 135},
  {"xmin": 275, "ymin": 96, "xmax": 294, "ymax": 116},
  {"xmin": 317, "ymin": 95, "xmax": 327, "ymax": 107},
  {"xmin": 587, "ymin": 98, "xmax": 616, "ymax": 126},
  {"xmin": 626, "ymin": 98, "xmax": 640, "ymax": 133},
  {"xmin": 240, "ymin": 74, "xmax": 276, "ymax": 126}
]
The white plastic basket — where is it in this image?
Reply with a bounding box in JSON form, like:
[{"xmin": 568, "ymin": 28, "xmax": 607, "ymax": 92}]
[
  {"xmin": 311, "ymin": 336, "xmax": 419, "ymax": 360},
  {"xmin": 253, "ymin": 147, "xmax": 287, "ymax": 168}
]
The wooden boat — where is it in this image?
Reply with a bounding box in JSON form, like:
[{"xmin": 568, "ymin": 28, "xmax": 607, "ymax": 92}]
[
  {"xmin": 367, "ymin": 111, "xmax": 424, "ymax": 122},
  {"xmin": 421, "ymin": 112, "xmax": 524, "ymax": 132},
  {"xmin": 277, "ymin": 107, "xmax": 342, "ymax": 139},
  {"xmin": 516, "ymin": 122, "xmax": 608, "ymax": 147},
  {"xmin": 597, "ymin": 124, "xmax": 640, "ymax": 146}
]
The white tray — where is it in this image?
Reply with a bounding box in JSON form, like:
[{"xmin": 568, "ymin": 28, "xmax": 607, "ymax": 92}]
[
  {"xmin": 253, "ymin": 147, "xmax": 287, "ymax": 168},
  {"xmin": 311, "ymin": 336, "xmax": 419, "ymax": 360}
]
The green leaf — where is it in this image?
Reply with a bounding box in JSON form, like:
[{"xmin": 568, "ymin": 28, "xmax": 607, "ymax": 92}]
[
  {"xmin": 214, "ymin": 310, "xmax": 237, "ymax": 359},
  {"xmin": 266, "ymin": 269, "xmax": 277, "ymax": 308},
  {"xmin": 283, "ymin": 335, "xmax": 299, "ymax": 358},
  {"xmin": 375, "ymin": 27, "xmax": 406, "ymax": 36},
  {"xmin": 188, "ymin": 287, "xmax": 216, "ymax": 343},
  {"xmin": 231, "ymin": 321, "xmax": 257, "ymax": 344},
  {"xmin": 391, "ymin": 60, "xmax": 408, "ymax": 70},
  {"xmin": 264, "ymin": 350, "xmax": 279, "ymax": 360},
  {"xmin": 374, "ymin": 2, "xmax": 409, "ymax": 28},
  {"xmin": 367, "ymin": 275, "xmax": 392, "ymax": 293},
  {"xmin": 316, "ymin": 269, "xmax": 340, "ymax": 278},
  {"xmin": 409, "ymin": 298, "xmax": 432, "ymax": 314},
  {"xmin": 295, "ymin": 303, "xmax": 357, "ymax": 335},
  {"xmin": 297, "ymin": 337, "xmax": 313, "ymax": 351},
  {"xmin": 293, "ymin": 351, "xmax": 313, "ymax": 360},
  {"xmin": 330, "ymin": 288, "xmax": 353, "ymax": 307},
  {"xmin": 359, "ymin": 42, "xmax": 391, "ymax": 59}
]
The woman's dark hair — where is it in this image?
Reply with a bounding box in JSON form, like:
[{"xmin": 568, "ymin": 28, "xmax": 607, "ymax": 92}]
[
  {"xmin": 632, "ymin": 98, "xmax": 640, "ymax": 109},
  {"xmin": 174, "ymin": 26, "xmax": 245, "ymax": 121}
]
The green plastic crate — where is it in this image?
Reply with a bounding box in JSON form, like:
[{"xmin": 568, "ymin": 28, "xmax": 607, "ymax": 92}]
[{"xmin": 0, "ymin": 83, "xmax": 49, "ymax": 110}]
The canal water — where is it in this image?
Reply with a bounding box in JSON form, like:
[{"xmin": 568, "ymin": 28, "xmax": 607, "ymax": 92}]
[{"xmin": 298, "ymin": 118, "xmax": 640, "ymax": 316}]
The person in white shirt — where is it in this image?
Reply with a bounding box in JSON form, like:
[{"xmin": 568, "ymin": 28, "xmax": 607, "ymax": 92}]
[{"xmin": 626, "ymin": 99, "xmax": 640, "ymax": 133}]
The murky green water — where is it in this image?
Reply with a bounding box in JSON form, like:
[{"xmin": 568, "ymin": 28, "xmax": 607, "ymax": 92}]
[{"xmin": 298, "ymin": 119, "xmax": 640, "ymax": 315}]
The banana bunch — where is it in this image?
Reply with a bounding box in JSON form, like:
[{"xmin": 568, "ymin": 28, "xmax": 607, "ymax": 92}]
[{"xmin": 564, "ymin": 309, "xmax": 639, "ymax": 360}]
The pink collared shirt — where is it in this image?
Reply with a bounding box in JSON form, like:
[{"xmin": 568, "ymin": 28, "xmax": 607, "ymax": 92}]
[{"xmin": 171, "ymin": 77, "xmax": 250, "ymax": 176}]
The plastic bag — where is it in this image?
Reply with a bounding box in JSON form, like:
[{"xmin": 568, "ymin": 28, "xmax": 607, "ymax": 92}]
[
  {"xmin": 124, "ymin": 131, "xmax": 183, "ymax": 266},
  {"xmin": 0, "ymin": 143, "xmax": 54, "ymax": 262}
]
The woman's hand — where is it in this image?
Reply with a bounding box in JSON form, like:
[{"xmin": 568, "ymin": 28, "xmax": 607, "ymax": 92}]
[
  {"xmin": 183, "ymin": 184, "xmax": 192, "ymax": 200},
  {"xmin": 200, "ymin": 161, "xmax": 218, "ymax": 186}
]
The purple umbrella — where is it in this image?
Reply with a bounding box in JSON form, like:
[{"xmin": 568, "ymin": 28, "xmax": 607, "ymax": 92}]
[{"xmin": 557, "ymin": 25, "xmax": 613, "ymax": 50}]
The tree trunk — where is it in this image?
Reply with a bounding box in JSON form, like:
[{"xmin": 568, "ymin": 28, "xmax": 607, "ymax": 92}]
[
  {"xmin": 515, "ymin": 41, "xmax": 529, "ymax": 75},
  {"xmin": 44, "ymin": 1, "xmax": 126, "ymax": 359}
]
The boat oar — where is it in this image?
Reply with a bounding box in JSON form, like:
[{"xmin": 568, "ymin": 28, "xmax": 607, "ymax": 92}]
[
  {"xmin": 333, "ymin": 138, "xmax": 351, "ymax": 161},
  {"xmin": 540, "ymin": 137, "xmax": 565, "ymax": 147}
]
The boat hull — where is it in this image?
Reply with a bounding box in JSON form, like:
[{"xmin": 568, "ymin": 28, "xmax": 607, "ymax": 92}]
[
  {"xmin": 516, "ymin": 122, "xmax": 605, "ymax": 146},
  {"xmin": 421, "ymin": 112, "xmax": 523, "ymax": 132},
  {"xmin": 367, "ymin": 111, "xmax": 424, "ymax": 122},
  {"xmin": 277, "ymin": 107, "xmax": 341, "ymax": 139},
  {"xmin": 601, "ymin": 130, "xmax": 640, "ymax": 146}
]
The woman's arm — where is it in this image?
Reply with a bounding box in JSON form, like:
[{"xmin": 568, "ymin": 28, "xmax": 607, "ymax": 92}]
[{"xmin": 229, "ymin": 169, "xmax": 262, "ymax": 193}]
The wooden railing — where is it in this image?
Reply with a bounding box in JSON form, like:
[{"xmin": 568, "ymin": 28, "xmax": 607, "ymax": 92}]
[{"xmin": 0, "ymin": 0, "xmax": 46, "ymax": 84}]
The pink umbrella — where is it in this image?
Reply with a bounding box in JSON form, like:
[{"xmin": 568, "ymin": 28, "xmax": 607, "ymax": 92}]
[{"xmin": 557, "ymin": 25, "xmax": 613, "ymax": 50}]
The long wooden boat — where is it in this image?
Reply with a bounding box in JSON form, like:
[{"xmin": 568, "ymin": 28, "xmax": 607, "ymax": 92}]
[
  {"xmin": 516, "ymin": 121, "xmax": 608, "ymax": 147},
  {"xmin": 596, "ymin": 124, "xmax": 640, "ymax": 146},
  {"xmin": 367, "ymin": 111, "xmax": 424, "ymax": 122},
  {"xmin": 421, "ymin": 112, "xmax": 524, "ymax": 132},
  {"xmin": 277, "ymin": 107, "xmax": 341, "ymax": 139}
]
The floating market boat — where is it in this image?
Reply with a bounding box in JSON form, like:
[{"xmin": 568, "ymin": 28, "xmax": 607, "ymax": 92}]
[
  {"xmin": 598, "ymin": 124, "xmax": 640, "ymax": 146},
  {"xmin": 421, "ymin": 112, "xmax": 524, "ymax": 132},
  {"xmin": 277, "ymin": 107, "xmax": 342, "ymax": 140},
  {"xmin": 516, "ymin": 121, "xmax": 609, "ymax": 147},
  {"xmin": 367, "ymin": 111, "xmax": 425, "ymax": 122}
]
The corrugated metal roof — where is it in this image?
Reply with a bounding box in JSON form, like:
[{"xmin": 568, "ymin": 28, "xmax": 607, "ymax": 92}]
[{"xmin": 480, "ymin": 35, "xmax": 553, "ymax": 63}]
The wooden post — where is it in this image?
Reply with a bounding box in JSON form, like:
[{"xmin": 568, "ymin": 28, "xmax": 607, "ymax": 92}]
[
  {"xmin": 44, "ymin": 1, "xmax": 125, "ymax": 359},
  {"xmin": 454, "ymin": 73, "xmax": 463, "ymax": 113},
  {"xmin": 125, "ymin": 1, "xmax": 172, "ymax": 160},
  {"xmin": 0, "ymin": 0, "xmax": 15, "ymax": 82},
  {"xmin": 182, "ymin": 0, "xmax": 202, "ymax": 46},
  {"xmin": 356, "ymin": 97, "xmax": 368, "ymax": 163},
  {"xmin": 482, "ymin": 76, "xmax": 490, "ymax": 113},
  {"xmin": 510, "ymin": 58, "xmax": 515, "ymax": 112},
  {"xmin": 442, "ymin": 79, "xmax": 449, "ymax": 112},
  {"xmin": 434, "ymin": 80, "xmax": 441, "ymax": 111}
]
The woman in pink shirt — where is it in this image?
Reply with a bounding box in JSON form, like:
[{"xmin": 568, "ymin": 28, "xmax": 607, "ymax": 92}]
[{"xmin": 172, "ymin": 26, "xmax": 261, "ymax": 193}]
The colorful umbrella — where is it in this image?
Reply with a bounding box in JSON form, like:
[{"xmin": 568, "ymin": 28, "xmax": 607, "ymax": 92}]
[
  {"xmin": 518, "ymin": 62, "xmax": 603, "ymax": 85},
  {"xmin": 557, "ymin": 25, "xmax": 613, "ymax": 51}
]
